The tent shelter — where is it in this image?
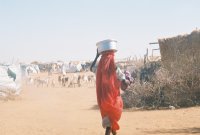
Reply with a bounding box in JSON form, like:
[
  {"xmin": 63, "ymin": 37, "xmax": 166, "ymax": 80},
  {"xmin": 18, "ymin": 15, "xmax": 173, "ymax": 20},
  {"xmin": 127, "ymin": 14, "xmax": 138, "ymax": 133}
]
[{"xmin": 0, "ymin": 65, "xmax": 22, "ymax": 99}]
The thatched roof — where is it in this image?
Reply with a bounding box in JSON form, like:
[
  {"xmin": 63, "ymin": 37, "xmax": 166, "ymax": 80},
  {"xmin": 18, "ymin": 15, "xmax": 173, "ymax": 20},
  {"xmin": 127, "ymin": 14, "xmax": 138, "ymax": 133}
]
[{"xmin": 158, "ymin": 30, "xmax": 200, "ymax": 69}]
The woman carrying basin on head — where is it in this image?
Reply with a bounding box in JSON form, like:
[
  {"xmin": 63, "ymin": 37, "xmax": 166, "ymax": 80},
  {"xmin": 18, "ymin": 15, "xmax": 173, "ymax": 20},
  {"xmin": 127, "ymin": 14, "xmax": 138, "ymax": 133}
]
[{"xmin": 90, "ymin": 39, "xmax": 130, "ymax": 135}]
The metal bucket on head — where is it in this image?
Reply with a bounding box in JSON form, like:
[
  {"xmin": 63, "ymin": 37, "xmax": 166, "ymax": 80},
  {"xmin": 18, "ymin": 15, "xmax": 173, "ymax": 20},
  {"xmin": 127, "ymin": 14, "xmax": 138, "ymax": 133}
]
[{"xmin": 96, "ymin": 39, "xmax": 117, "ymax": 54}]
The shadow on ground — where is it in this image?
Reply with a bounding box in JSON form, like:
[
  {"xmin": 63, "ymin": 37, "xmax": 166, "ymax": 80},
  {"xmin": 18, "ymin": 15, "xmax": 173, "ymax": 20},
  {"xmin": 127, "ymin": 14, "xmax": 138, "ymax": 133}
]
[
  {"xmin": 144, "ymin": 127, "xmax": 200, "ymax": 134},
  {"xmin": 89, "ymin": 104, "xmax": 99, "ymax": 110}
]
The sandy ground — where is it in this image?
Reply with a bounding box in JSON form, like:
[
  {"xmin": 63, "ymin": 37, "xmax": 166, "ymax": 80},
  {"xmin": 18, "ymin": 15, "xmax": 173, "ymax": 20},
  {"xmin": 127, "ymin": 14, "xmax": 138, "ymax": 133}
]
[{"xmin": 1, "ymin": 74, "xmax": 200, "ymax": 135}]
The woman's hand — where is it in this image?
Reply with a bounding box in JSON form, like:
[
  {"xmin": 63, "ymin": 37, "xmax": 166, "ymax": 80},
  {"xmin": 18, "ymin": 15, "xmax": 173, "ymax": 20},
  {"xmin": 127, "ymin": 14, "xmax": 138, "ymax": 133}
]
[
  {"xmin": 121, "ymin": 79, "xmax": 130, "ymax": 91},
  {"xmin": 90, "ymin": 49, "xmax": 100, "ymax": 72},
  {"xmin": 96, "ymin": 48, "xmax": 100, "ymax": 57}
]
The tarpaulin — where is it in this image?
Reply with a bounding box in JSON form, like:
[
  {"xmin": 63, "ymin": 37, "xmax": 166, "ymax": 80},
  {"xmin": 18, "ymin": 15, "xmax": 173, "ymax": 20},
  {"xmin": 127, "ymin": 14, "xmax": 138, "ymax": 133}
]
[{"xmin": 0, "ymin": 65, "xmax": 21, "ymax": 97}]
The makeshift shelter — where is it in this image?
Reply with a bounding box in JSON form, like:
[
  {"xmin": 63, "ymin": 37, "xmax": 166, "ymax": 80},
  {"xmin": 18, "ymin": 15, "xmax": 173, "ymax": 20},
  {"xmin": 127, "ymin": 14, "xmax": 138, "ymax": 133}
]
[
  {"xmin": 0, "ymin": 65, "xmax": 22, "ymax": 99},
  {"xmin": 158, "ymin": 30, "xmax": 200, "ymax": 69},
  {"xmin": 62, "ymin": 62, "xmax": 82, "ymax": 74},
  {"xmin": 20, "ymin": 64, "xmax": 40, "ymax": 78}
]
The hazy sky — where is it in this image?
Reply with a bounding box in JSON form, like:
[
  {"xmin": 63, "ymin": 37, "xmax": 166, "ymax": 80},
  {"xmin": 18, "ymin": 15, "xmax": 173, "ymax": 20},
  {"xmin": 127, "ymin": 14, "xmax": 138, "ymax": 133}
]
[{"xmin": 0, "ymin": 0, "xmax": 199, "ymax": 63}]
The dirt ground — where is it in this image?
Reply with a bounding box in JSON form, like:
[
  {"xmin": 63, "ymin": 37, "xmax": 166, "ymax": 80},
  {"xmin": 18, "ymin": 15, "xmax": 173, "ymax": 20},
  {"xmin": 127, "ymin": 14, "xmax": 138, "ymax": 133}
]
[{"xmin": 0, "ymin": 74, "xmax": 200, "ymax": 135}]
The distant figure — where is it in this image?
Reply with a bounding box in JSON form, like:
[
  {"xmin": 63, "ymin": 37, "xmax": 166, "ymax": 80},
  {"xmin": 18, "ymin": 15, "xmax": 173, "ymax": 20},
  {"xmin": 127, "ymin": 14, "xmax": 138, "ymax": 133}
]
[
  {"xmin": 58, "ymin": 75, "xmax": 62, "ymax": 85},
  {"xmin": 62, "ymin": 75, "xmax": 66, "ymax": 87},
  {"xmin": 78, "ymin": 75, "xmax": 81, "ymax": 87}
]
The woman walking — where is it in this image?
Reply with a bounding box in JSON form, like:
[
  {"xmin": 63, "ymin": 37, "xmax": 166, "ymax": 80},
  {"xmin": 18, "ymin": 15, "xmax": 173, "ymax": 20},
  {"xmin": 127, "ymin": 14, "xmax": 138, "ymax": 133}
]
[{"xmin": 90, "ymin": 40, "xmax": 130, "ymax": 135}]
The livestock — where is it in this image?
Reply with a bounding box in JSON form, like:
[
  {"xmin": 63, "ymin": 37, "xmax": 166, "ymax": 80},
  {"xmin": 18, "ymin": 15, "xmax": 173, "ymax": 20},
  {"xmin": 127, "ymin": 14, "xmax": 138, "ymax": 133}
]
[
  {"xmin": 61, "ymin": 76, "xmax": 69, "ymax": 87},
  {"xmin": 68, "ymin": 74, "xmax": 81, "ymax": 88},
  {"xmin": 82, "ymin": 74, "xmax": 96, "ymax": 87},
  {"xmin": 35, "ymin": 77, "xmax": 50, "ymax": 87}
]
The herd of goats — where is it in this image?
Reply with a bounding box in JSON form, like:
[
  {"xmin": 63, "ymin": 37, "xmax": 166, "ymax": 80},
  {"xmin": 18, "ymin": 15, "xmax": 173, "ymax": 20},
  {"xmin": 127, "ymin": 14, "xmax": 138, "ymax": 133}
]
[
  {"xmin": 25, "ymin": 73, "xmax": 96, "ymax": 88},
  {"xmin": 25, "ymin": 61, "xmax": 161, "ymax": 89}
]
